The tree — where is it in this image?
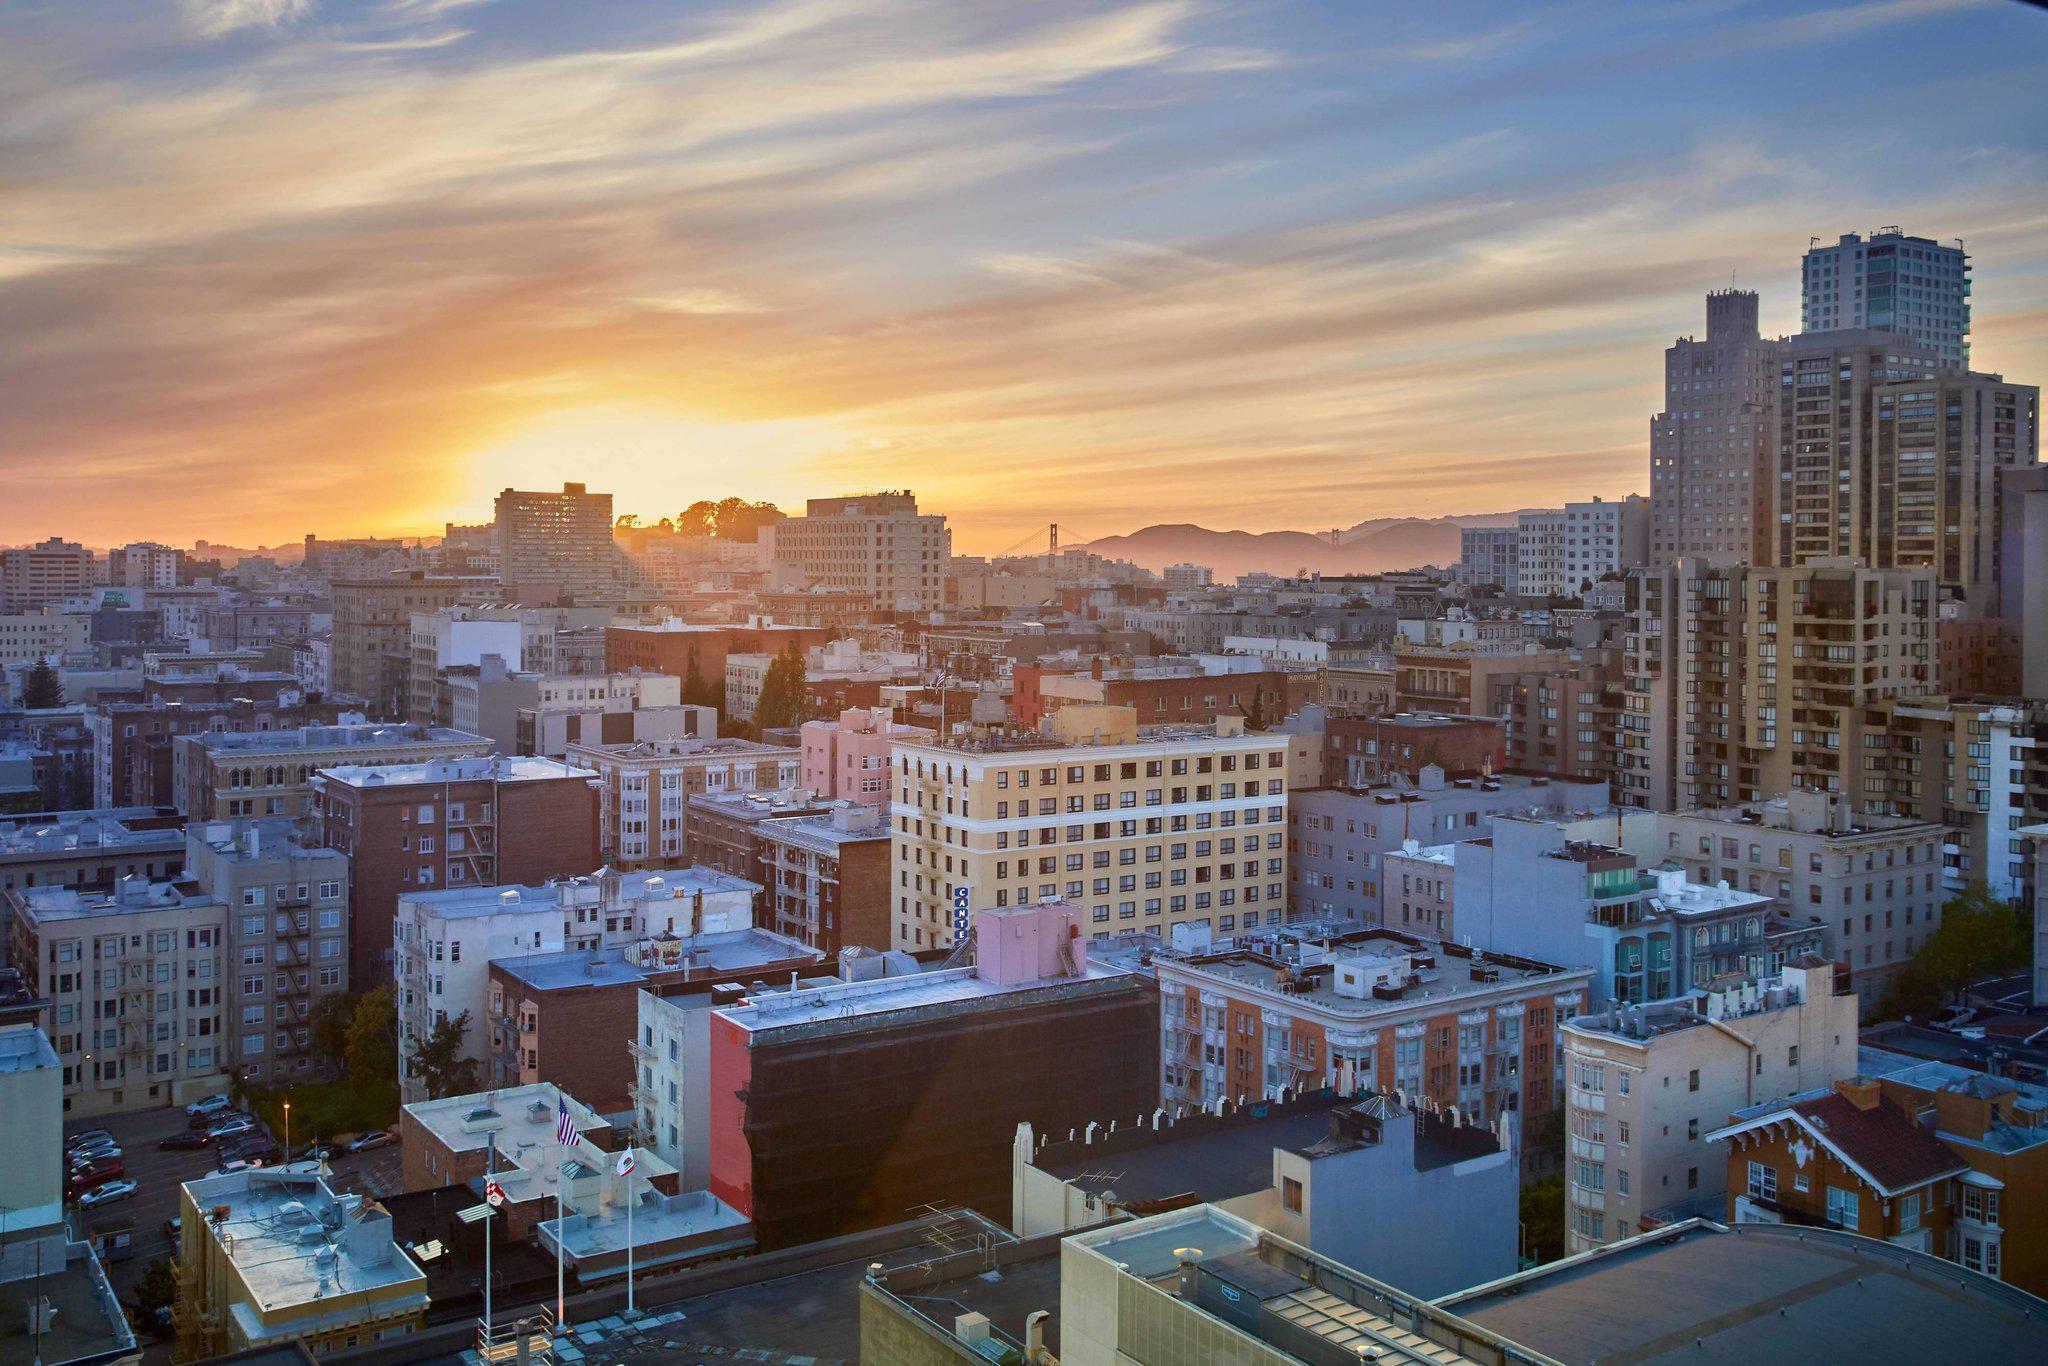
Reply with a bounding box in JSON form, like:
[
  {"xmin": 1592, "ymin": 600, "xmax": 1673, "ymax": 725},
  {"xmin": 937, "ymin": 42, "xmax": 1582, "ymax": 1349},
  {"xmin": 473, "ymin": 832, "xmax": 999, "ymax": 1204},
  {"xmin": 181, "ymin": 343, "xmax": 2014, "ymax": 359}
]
[
  {"xmin": 675, "ymin": 497, "xmax": 784, "ymax": 541},
  {"xmin": 130, "ymin": 1255, "xmax": 179, "ymax": 1337},
  {"xmin": 1519, "ymin": 1173, "xmax": 1566, "ymax": 1266},
  {"xmin": 1876, "ymin": 882, "xmax": 2030, "ymax": 1021},
  {"xmin": 21, "ymin": 659, "xmax": 64, "ymax": 709},
  {"xmin": 680, "ymin": 650, "xmax": 717, "ymax": 708},
  {"xmin": 344, "ymin": 985, "xmax": 398, "ymax": 1084},
  {"xmin": 754, "ymin": 643, "xmax": 811, "ymax": 731},
  {"xmin": 310, "ymin": 993, "xmax": 354, "ymax": 1069},
  {"xmin": 406, "ymin": 1009, "xmax": 481, "ymax": 1099}
]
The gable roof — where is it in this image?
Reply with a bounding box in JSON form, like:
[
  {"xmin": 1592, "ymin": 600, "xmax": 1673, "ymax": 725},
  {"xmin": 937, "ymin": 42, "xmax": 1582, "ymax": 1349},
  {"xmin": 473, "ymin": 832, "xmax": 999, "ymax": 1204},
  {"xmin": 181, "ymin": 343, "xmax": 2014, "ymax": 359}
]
[{"xmin": 1708, "ymin": 1089, "xmax": 1968, "ymax": 1197}]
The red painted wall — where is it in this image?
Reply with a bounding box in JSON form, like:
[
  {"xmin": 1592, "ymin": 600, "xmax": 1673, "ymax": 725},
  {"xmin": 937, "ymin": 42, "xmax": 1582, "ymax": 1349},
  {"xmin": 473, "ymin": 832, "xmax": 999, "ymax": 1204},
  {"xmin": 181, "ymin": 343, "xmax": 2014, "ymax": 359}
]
[{"xmin": 706, "ymin": 1013, "xmax": 755, "ymax": 1217}]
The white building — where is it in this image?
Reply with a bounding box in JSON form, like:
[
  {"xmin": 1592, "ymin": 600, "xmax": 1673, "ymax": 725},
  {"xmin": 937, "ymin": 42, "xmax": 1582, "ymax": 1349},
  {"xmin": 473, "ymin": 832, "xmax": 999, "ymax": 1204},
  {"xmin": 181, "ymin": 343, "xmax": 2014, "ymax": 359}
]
[
  {"xmin": 761, "ymin": 491, "xmax": 950, "ymax": 612},
  {"xmin": 393, "ymin": 868, "xmax": 758, "ymax": 1100},
  {"xmin": 1561, "ymin": 958, "xmax": 1858, "ymax": 1253},
  {"xmin": 1517, "ymin": 496, "xmax": 1648, "ymax": 598},
  {"xmin": 1803, "ymin": 228, "xmax": 1970, "ymax": 369},
  {"xmin": 1164, "ymin": 563, "xmax": 1215, "ymax": 593}
]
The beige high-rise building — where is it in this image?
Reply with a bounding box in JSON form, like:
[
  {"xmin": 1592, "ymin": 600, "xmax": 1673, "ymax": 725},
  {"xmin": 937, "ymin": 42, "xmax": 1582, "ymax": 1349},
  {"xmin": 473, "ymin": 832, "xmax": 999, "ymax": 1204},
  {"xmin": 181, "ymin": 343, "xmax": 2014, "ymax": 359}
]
[
  {"xmin": 329, "ymin": 572, "xmax": 466, "ymax": 711},
  {"xmin": 1650, "ymin": 290, "xmax": 1780, "ymax": 566},
  {"xmin": 0, "ymin": 537, "xmax": 94, "ymax": 612},
  {"xmin": 1771, "ymin": 329, "xmax": 1940, "ymax": 569},
  {"xmin": 763, "ymin": 491, "xmax": 950, "ymax": 612},
  {"xmin": 890, "ymin": 706, "xmax": 1290, "ymax": 951},
  {"xmin": 1561, "ymin": 957, "xmax": 1858, "ymax": 1254},
  {"xmin": 1867, "ymin": 370, "xmax": 2038, "ymax": 610},
  {"xmin": 494, "ymin": 481, "xmax": 616, "ymax": 600},
  {"xmin": 1620, "ymin": 559, "xmax": 1934, "ymax": 812}
]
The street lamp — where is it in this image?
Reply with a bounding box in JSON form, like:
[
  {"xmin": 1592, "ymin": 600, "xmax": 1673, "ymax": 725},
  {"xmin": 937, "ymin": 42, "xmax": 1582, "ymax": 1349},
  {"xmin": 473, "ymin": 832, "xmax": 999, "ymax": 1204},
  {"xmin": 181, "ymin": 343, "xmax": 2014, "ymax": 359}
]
[{"xmin": 282, "ymin": 1101, "xmax": 291, "ymax": 1162}]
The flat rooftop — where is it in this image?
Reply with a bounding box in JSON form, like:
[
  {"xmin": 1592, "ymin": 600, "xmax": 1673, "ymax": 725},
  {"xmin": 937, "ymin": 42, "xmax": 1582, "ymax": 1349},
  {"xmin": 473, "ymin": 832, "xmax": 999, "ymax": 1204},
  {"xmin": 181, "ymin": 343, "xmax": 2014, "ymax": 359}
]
[
  {"xmin": 189, "ymin": 723, "xmax": 485, "ymax": 754},
  {"xmin": 1043, "ymin": 1096, "xmax": 1351, "ymax": 1206},
  {"xmin": 566, "ymin": 737, "xmax": 797, "ymax": 760},
  {"xmin": 717, "ymin": 959, "xmax": 1140, "ymax": 1036},
  {"xmin": 0, "ymin": 806, "xmax": 185, "ymax": 857},
  {"xmin": 182, "ymin": 1169, "xmax": 425, "ymax": 1321},
  {"xmin": 1164, "ymin": 934, "xmax": 1580, "ymax": 1015},
  {"xmin": 491, "ymin": 929, "xmax": 822, "ymax": 992},
  {"xmin": 14, "ymin": 877, "xmax": 218, "ymax": 922},
  {"xmin": 401, "ymin": 866, "xmax": 759, "ymax": 919},
  {"xmin": 0, "ymin": 1025, "xmax": 58, "ymax": 1075},
  {"xmin": 1442, "ymin": 1220, "xmax": 2048, "ymax": 1364},
  {"xmin": 755, "ymin": 807, "xmax": 891, "ymax": 851},
  {"xmin": 0, "ymin": 1240, "xmax": 136, "ymax": 1366},
  {"xmin": 317, "ymin": 755, "xmax": 594, "ymax": 787}
]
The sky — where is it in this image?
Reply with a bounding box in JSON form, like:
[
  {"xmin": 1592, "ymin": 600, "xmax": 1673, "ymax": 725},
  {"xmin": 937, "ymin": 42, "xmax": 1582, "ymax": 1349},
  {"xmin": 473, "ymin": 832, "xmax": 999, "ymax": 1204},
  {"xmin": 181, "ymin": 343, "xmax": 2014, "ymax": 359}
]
[{"xmin": 2, "ymin": 0, "xmax": 2044, "ymax": 555}]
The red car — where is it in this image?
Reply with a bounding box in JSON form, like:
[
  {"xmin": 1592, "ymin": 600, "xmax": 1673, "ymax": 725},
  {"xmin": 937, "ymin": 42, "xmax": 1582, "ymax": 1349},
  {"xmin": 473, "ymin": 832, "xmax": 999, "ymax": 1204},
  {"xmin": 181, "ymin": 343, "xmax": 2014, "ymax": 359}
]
[{"xmin": 67, "ymin": 1159, "xmax": 125, "ymax": 1195}]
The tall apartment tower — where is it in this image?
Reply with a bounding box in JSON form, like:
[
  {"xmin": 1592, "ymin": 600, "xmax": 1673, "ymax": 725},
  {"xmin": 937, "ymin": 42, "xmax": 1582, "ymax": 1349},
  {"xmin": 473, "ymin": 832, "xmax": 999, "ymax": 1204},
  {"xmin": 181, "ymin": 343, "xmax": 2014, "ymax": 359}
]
[
  {"xmin": 1771, "ymin": 330, "xmax": 1940, "ymax": 569},
  {"xmin": 1649, "ymin": 290, "xmax": 1780, "ymax": 566},
  {"xmin": 1870, "ymin": 372, "xmax": 2038, "ymax": 612},
  {"xmin": 1619, "ymin": 560, "xmax": 1935, "ymax": 812},
  {"xmin": 494, "ymin": 482, "xmax": 616, "ymax": 600},
  {"xmin": 761, "ymin": 490, "xmax": 950, "ymax": 612},
  {"xmin": 1802, "ymin": 229, "xmax": 1970, "ymax": 370}
]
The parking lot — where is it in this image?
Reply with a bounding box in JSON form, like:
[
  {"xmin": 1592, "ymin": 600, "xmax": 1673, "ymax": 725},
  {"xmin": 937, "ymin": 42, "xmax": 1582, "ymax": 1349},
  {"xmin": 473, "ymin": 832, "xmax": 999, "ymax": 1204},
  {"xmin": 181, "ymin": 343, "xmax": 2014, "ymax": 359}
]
[{"xmin": 63, "ymin": 1104, "xmax": 401, "ymax": 1306}]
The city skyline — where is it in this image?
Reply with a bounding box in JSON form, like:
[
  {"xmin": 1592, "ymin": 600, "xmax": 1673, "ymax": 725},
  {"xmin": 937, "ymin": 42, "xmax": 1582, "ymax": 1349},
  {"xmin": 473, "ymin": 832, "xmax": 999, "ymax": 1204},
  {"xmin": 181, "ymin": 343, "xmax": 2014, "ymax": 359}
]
[{"xmin": 4, "ymin": 0, "xmax": 2047, "ymax": 555}]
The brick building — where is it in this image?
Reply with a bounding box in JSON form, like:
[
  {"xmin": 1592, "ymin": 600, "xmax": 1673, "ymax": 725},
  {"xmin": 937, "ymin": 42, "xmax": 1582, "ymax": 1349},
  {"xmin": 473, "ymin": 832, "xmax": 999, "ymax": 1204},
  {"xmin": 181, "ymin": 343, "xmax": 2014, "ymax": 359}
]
[
  {"xmin": 1018, "ymin": 658, "xmax": 1319, "ymax": 729},
  {"xmin": 485, "ymin": 928, "xmax": 823, "ymax": 1112},
  {"xmin": 1322, "ymin": 712, "xmax": 1504, "ymax": 789},
  {"xmin": 87, "ymin": 697, "xmax": 352, "ymax": 809},
  {"xmin": 316, "ymin": 755, "xmax": 601, "ymax": 986},
  {"xmin": 1155, "ymin": 924, "xmax": 1592, "ymax": 1173},
  {"xmin": 754, "ymin": 804, "xmax": 893, "ymax": 953},
  {"xmin": 602, "ymin": 621, "xmax": 835, "ymax": 694},
  {"xmin": 683, "ymin": 789, "xmax": 828, "ymax": 880}
]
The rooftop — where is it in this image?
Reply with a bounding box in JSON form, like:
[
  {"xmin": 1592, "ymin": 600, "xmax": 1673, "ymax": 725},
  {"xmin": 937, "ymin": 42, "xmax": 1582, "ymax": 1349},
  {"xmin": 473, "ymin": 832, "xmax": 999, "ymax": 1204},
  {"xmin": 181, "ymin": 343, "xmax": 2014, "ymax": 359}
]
[
  {"xmin": 1443, "ymin": 1219, "xmax": 2048, "ymax": 1365},
  {"xmin": 753, "ymin": 806, "xmax": 892, "ymax": 852},
  {"xmin": 490, "ymin": 928, "xmax": 822, "ymax": 992},
  {"xmin": 316, "ymin": 754, "xmax": 593, "ymax": 787},
  {"xmin": 0, "ymin": 1239, "xmax": 136, "ymax": 1366},
  {"xmin": 401, "ymin": 867, "xmax": 759, "ymax": 922},
  {"xmin": 1713, "ymin": 1082, "xmax": 1969, "ymax": 1195},
  {"xmin": 400, "ymin": 1082, "xmax": 630, "ymax": 1205},
  {"xmin": 0, "ymin": 1024, "xmax": 58, "ymax": 1075},
  {"xmin": 716, "ymin": 956, "xmax": 1138, "ymax": 1037},
  {"xmin": 182, "ymin": 1168, "xmax": 425, "ymax": 1328},
  {"xmin": 1161, "ymin": 929, "xmax": 1583, "ymax": 1017},
  {"xmin": 0, "ymin": 806, "xmax": 185, "ymax": 858},
  {"xmin": 683, "ymin": 788, "xmax": 826, "ymax": 822},
  {"xmin": 188, "ymin": 722, "xmax": 485, "ymax": 755},
  {"xmin": 14, "ymin": 875, "xmax": 219, "ymax": 922},
  {"xmin": 565, "ymin": 737, "xmax": 797, "ymax": 761}
]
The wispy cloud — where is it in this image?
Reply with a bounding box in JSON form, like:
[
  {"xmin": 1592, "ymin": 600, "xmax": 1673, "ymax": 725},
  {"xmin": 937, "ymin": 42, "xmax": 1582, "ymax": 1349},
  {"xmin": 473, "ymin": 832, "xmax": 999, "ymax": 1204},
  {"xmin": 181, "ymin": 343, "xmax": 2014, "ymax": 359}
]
[
  {"xmin": 0, "ymin": 0, "xmax": 2043, "ymax": 550},
  {"xmin": 183, "ymin": 0, "xmax": 316, "ymax": 39}
]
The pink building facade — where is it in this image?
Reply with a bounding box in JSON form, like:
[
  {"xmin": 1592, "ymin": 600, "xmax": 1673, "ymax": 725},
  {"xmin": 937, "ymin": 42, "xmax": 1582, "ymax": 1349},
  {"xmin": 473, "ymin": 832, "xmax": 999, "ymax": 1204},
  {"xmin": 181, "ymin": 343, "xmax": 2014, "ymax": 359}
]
[{"xmin": 799, "ymin": 707, "xmax": 930, "ymax": 804}]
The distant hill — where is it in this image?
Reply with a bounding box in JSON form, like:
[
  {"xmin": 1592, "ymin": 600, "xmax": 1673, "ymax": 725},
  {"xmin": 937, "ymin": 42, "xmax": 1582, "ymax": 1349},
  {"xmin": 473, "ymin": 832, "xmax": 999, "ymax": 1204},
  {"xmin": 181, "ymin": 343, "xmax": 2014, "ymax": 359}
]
[{"xmin": 1077, "ymin": 511, "xmax": 1535, "ymax": 580}]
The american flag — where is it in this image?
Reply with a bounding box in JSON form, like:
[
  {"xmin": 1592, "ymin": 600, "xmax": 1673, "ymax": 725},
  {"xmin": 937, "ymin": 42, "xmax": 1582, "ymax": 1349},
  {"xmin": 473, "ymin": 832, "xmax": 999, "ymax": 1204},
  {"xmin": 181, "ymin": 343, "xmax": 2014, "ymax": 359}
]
[{"xmin": 555, "ymin": 1097, "xmax": 577, "ymax": 1146}]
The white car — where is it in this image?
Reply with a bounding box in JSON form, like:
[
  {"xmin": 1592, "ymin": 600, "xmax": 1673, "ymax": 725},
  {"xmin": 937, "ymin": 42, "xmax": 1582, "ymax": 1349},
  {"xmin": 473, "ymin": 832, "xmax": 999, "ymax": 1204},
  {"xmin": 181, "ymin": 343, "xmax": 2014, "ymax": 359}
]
[
  {"xmin": 186, "ymin": 1094, "xmax": 233, "ymax": 1118},
  {"xmin": 78, "ymin": 1179, "xmax": 138, "ymax": 1208},
  {"xmin": 206, "ymin": 1117, "xmax": 258, "ymax": 1140}
]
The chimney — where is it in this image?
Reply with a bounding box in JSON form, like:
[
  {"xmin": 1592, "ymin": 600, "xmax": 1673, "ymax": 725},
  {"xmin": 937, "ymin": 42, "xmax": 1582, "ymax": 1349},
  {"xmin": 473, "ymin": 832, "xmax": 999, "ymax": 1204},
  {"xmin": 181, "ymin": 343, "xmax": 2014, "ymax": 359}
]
[{"xmin": 1834, "ymin": 1077, "xmax": 1881, "ymax": 1112}]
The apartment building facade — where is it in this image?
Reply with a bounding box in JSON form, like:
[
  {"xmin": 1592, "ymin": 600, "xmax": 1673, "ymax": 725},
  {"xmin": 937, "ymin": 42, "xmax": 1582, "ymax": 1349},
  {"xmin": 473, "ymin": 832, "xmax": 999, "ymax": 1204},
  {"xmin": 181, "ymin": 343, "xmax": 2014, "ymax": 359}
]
[
  {"xmin": 1516, "ymin": 496, "xmax": 1648, "ymax": 598},
  {"xmin": 1650, "ymin": 289, "xmax": 1780, "ymax": 566},
  {"xmin": 0, "ymin": 609, "xmax": 87, "ymax": 669},
  {"xmin": 762, "ymin": 490, "xmax": 950, "ymax": 612},
  {"xmin": 1156, "ymin": 926, "xmax": 1590, "ymax": 1170},
  {"xmin": 328, "ymin": 572, "xmax": 466, "ymax": 709},
  {"xmin": 1560, "ymin": 958, "xmax": 1858, "ymax": 1253},
  {"xmin": 568, "ymin": 736, "xmax": 800, "ymax": 868},
  {"xmin": 753, "ymin": 804, "xmax": 893, "ymax": 953},
  {"xmin": 890, "ymin": 707, "xmax": 1291, "ymax": 951},
  {"xmin": 1620, "ymin": 560, "xmax": 1935, "ymax": 812},
  {"xmin": 0, "ymin": 538, "xmax": 94, "ymax": 612},
  {"xmin": 173, "ymin": 721, "xmax": 489, "ymax": 822},
  {"xmin": 799, "ymin": 706, "xmax": 931, "ymax": 804},
  {"xmin": 317, "ymin": 755, "xmax": 600, "ymax": 986},
  {"xmin": 1866, "ymin": 696, "xmax": 2048, "ymax": 904},
  {"xmin": 493, "ymin": 481, "xmax": 616, "ymax": 600},
  {"xmin": 1802, "ymin": 229, "xmax": 1970, "ymax": 369},
  {"xmin": 1458, "ymin": 526, "xmax": 1520, "ymax": 593},
  {"xmin": 0, "ymin": 806, "xmax": 186, "ymax": 897}
]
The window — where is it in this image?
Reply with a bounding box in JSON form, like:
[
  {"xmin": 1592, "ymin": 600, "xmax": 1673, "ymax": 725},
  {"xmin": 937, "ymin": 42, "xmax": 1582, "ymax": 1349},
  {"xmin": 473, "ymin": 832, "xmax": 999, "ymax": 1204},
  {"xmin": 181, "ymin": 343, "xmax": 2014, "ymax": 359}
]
[
  {"xmin": 1746, "ymin": 1161, "xmax": 1777, "ymax": 1202},
  {"xmin": 1281, "ymin": 1177, "xmax": 1303, "ymax": 1213},
  {"xmin": 1826, "ymin": 1186, "xmax": 1859, "ymax": 1228}
]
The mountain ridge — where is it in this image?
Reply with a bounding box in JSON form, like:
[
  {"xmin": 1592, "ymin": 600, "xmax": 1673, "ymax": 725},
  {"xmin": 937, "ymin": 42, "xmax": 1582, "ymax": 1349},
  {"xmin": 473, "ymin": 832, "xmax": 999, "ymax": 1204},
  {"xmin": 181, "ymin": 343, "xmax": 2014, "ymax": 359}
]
[{"xmin": 1074, "ymin": 511, "xmax": 1538, "ymax": 579}]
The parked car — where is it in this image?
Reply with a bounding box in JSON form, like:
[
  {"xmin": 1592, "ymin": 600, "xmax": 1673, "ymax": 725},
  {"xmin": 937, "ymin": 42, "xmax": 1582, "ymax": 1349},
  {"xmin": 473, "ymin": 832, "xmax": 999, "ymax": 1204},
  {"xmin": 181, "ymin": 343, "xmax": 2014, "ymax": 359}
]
[
  {"xmin": 302, "ymin": 1143, "xmax": 338, "ymax": 1162},
  {"xmin": 68, "ymin": 1146, "xmax": 122, "ymax": 1167},
  {"xmin": 214, "ymin": 1159, "xmax": 260, "ymax": 1176},
  {"xmin": 205, "ymin": 1117, "xmax": 258, "ymax": 1141},
  {"xmin": 347, "ymin": 1130, "xmax": 394, "ymax": 1153},
  {"xmin": 185, "ymin": 1094, "xmax": 233, "ymax": 1118},
  {"xmin": 163, "ymin": 1217, "xmax": 181, "ymax": 1245},
  {"xmin": 67, "ymin": 1161, "xmax": 125, "ymax": 1194},
  {"xmin": 68, "ymin": 1140, "xmax": 120, "ymax": 1164},
  {"xmin": 1932, "ymin": 1004, "xmax": 1979, "ymax": 1031},
  {"xmin": 158, "ymin": 1131, "xmax": 210, "ymax": 1151},
  {"xmin": 78, "ymin": 1179, "xmax": 138, "ymax": 1208},
  {"xmin": 66, "ymin": 1128, "xmax": 115, "ymax": 1152}
]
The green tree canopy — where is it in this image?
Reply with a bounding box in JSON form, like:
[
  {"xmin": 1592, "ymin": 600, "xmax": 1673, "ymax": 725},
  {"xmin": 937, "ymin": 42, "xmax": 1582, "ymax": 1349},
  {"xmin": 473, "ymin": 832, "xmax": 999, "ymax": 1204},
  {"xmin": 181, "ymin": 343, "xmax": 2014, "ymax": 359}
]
[
  {"xmin": 22, "ymin": 658, "xmax": 64, "ymax": 709},
  {"xmin": 406, "ymin": 1009, "xmax": 481, "ymax": 1099},
  {"xmin": 1876, "ymin": 882, "xmax": 2031, "ymax": 1021},
  {"xmin": 344, "ymin": 984, "xmax": 398, "ymax": 1084},
  {"xmin": 754, "ymin": 643, "xmax": 812, "ymax": 731}
]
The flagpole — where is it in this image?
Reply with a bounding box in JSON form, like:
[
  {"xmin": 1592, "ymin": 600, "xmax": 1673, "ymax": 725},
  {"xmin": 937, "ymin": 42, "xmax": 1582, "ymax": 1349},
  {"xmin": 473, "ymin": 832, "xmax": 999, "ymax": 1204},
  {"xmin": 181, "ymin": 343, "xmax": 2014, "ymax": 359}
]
[
  {"xmin": 556, "ymin": 1162, "xmax": 566, "ymax": 1334},
  {"xmin": 625, "ymin": 1145, "xmax": 635, "ymax": 1316},
  {"xmin": 483, "ymin": 1135, "xmax": 494, "ymax": 1347}
]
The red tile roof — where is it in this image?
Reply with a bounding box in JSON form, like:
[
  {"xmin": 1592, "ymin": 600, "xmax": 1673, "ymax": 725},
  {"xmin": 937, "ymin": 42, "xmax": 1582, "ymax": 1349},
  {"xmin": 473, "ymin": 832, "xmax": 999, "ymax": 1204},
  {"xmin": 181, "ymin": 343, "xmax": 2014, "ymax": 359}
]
[{"xmin": 1790, "ymin": 1093, "xmax": 1966, "ymax": 1194}]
